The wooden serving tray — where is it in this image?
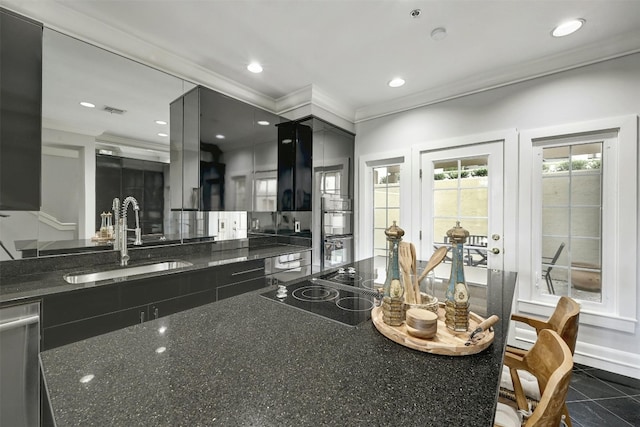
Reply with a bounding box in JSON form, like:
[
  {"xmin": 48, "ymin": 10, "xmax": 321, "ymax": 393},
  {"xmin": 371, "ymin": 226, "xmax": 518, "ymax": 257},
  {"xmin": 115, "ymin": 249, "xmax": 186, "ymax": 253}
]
[{"xmin": 371, "ymin": 305, "xmax": 494, "ymax": 356}]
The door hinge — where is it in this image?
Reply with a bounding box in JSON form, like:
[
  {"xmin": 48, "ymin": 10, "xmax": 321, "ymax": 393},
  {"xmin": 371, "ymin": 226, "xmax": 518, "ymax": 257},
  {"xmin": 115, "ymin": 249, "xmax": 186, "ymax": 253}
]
[
  {"xmin": 419, "ymin": 169, "xmax": 422, "ymax": 179},
  {"xmin": 419, "ymin": 230, "xmax": 422, "ymax": 240}
]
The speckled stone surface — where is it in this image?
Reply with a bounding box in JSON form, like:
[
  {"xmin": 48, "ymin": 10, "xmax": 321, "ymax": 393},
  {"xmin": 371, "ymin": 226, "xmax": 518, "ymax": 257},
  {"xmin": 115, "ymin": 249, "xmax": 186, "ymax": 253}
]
[
  {"xmin": 0, "ymin": 242, "xmax": 311, "ymax": 304},
  {"xmin": 41, "ymin": 267, "xmax": 517, "ymax": 427}
]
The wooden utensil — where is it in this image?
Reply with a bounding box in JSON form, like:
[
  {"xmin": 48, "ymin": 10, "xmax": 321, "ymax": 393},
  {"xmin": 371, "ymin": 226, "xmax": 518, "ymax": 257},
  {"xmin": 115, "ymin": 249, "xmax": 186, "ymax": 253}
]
[
  {"xmin": 417, "ymin": 246, "xmax": 449, "ymax": 283},
  {"xmin": 398, "ymin": 242, "xmax": 416, "ymax": 304},
  {"xmin": 409, "ymin": 243, "xmax": 420, "ymax": 303},
  {"xmin": 465, "ymin": 314, "xmax": 500, "ymax": 346}
]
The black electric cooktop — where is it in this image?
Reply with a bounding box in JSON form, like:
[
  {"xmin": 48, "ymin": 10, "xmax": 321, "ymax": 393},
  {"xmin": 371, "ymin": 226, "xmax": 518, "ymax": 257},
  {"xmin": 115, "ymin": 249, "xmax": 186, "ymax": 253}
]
[{"xmin": 261, "ymin": 260, "xmax": 382, "ymax": 326}]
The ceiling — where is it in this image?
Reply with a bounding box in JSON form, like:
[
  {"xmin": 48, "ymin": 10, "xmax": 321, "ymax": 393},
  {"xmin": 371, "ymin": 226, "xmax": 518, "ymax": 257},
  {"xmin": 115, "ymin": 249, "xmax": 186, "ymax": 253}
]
[{"xmin": 5, "ymin": 0, "xmax": 640, "ymax": 128}]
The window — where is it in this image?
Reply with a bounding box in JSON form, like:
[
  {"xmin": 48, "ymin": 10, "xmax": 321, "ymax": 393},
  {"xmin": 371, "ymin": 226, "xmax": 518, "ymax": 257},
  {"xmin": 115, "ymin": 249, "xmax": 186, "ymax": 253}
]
[
  {"xmin": 519, "ymin": 116, "xmax": 637, "ymax": 331},
  {"xmin": 320, "ymin": 171, "xmax": 341, "ymax": 195},
  {"xmin": 233, "ymin": 176, "xmax": 246, "ymax": 210},
  {"xmin": 254, "ymin": 178, "xmax": 276, "ymax": 211},
  {"xmin": 539, "ymin": 142, "xmax": 603, "ymax": 302},
  {"xmin": 373, "ymin": 165, "xmax": 401, "ymax": 257}
]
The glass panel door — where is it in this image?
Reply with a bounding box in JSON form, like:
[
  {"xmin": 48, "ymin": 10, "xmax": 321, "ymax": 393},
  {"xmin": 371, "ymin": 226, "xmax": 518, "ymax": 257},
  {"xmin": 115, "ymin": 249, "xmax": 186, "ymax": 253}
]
[{"xmin": 421, "ymin": 142, "xmax": 504, "ymax": 286}]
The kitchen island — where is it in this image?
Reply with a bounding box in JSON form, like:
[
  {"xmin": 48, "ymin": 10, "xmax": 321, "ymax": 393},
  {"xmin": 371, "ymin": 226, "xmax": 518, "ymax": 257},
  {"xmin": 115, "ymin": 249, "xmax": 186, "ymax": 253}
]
[{"xmin": 41, "ymin": 263, "xmax": 517, "ymax": 426}]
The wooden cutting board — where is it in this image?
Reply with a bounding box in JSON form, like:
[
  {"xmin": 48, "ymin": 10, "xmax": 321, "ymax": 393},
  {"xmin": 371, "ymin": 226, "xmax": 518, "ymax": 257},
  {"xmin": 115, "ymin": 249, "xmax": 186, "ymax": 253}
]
[{"xmin": 371, "ymin": 304, "xmax": 494, "ymax": 356}]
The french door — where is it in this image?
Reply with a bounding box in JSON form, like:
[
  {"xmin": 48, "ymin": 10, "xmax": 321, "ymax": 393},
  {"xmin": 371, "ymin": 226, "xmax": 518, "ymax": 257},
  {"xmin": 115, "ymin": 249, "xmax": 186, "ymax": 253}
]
[{"xmin": 420, "ymin": 141, "xmax": 504, "ymax": 285}]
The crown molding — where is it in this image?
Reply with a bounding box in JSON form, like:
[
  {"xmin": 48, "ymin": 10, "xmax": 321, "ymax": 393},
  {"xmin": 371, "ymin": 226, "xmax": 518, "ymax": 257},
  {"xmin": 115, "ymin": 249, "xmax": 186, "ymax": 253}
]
[
  {"xmin": 7, "ymin": 0, "xmax": 639, "ymax": 129},
  {"xmin": 275, "ymin": 85, "xmax": 355, "ymax": 131},
  {"xmin": 355, "ymin": 30, "xmax": 640, "ymax": 123},
  {"xmin": 1, "ymin": 0, "xmax": 276, "ymax": 112}
]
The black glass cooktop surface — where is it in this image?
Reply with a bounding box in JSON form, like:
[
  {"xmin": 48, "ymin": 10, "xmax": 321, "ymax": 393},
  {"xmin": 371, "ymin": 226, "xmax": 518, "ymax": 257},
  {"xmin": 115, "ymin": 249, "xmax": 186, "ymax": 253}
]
[{"xmin": 261, "ymin": 259, "xmax": 382, "ymax": 326}]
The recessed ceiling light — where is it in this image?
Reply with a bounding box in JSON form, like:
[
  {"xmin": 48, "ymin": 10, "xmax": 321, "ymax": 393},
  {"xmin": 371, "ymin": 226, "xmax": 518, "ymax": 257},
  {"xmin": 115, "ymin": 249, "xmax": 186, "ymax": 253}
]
[
  {"xmin": 431, "ymin": 27, "xmax": 447, "ymax": 41},
  {"xmin": 155, "ymin": 120, "xmax": 167, "ymax": 125},
  {"xmin": 257, "ymin": 120, "xmax": 270, "ymax": 126},
  {"xmin": 216, "ymin": 134, "xmax": 225, "ymax": 139},
  {"xmin": 247, "ymin": 62, "xmax": 263, "ymax": 73},
  {"xmin": 80, "ymin": 101, "xmax": 95, "ymax": 108},
  {"xmin": 552, "ymin": 19, "xmax": 585, "ymax": 37},
  {"xmin": 157, "ymin": 133, "xmax": 168, "ymax": 137},
  {"xmin": 388, "ymin": 78, "xmax": 406, "ymax": 88}
]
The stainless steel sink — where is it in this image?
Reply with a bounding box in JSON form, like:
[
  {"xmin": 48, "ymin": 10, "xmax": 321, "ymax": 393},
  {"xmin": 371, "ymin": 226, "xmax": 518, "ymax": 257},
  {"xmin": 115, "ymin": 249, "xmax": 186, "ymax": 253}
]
[{"xmin": 63, "ymin": 261, "xmax": 193, "ymax": 284}]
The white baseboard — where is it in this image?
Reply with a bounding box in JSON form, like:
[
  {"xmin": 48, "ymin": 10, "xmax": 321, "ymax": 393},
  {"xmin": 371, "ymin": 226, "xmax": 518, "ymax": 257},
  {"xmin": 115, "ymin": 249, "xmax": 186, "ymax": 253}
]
[{"xmin": 511, "ymin": 328, "xmax": 640, "ymax": 380}]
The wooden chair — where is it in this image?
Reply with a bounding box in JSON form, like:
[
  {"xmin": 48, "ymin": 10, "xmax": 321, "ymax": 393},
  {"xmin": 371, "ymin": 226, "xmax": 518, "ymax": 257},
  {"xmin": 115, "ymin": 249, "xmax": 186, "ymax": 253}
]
[
  {"xmin": 494, "ymin": 329, "xmax": 574, "ymax": 427},
  {"xmin": 543, "ymin": 242, "xmax": 565, "ymax": 294},
  {"xmin": 501, "ymin": 296, "xmax": 580, "ymax": 426}
]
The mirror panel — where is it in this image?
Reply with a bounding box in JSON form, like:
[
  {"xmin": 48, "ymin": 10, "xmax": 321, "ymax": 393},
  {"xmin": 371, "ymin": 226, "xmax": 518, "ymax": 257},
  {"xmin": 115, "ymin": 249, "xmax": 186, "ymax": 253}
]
[{"xmin": 5, "ymin": 28, "xmax": 196, "ymax": 258}]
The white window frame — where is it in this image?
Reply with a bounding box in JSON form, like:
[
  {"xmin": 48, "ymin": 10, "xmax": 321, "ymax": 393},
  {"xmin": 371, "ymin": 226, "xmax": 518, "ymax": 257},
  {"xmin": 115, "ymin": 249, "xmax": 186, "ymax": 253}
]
[
  {"xmin": 357, "ymin": 150, "xmax": 411, "ymax": 260},
  {"xmin": 518, "ymin": 116, "xmax": 638, "ymax": 332}
]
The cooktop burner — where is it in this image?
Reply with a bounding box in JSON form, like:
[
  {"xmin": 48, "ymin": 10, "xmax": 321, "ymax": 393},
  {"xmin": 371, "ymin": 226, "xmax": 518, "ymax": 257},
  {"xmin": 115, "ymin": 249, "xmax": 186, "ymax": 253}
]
[
  {"xmin": 261, "ymin": 264, "xmax": 380, "ymax": 327},
  {"xmin": 292, "ymin": 285, "xmax": 339, "ymax": 302}
]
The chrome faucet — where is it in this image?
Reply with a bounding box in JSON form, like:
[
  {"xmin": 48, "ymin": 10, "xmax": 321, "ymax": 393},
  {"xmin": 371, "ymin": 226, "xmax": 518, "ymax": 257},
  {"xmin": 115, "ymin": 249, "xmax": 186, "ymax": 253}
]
[
  {"xmin": 113, "ymin": 196, "xmax": 142, "ymax": 266},
  {"xmin": 112, "ymin": 197, "xmax": 121, "ymax": 250}
]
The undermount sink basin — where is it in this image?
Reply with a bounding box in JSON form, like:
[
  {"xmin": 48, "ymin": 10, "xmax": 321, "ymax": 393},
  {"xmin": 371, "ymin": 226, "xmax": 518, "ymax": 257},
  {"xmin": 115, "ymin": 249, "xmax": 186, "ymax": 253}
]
[{"xmin": 63, "ymin": 261, "xmax": 193, "ymax": 284}]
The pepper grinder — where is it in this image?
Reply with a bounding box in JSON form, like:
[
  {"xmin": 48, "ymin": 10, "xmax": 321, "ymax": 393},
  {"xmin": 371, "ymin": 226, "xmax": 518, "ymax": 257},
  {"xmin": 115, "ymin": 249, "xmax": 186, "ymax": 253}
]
[
  {"xmin": 381, "ymin": 221, "xmax": 405, "ymax": 326},
  {"xmin": 444, "ymin": 221, "xmax": 470, "ymax": 331}
]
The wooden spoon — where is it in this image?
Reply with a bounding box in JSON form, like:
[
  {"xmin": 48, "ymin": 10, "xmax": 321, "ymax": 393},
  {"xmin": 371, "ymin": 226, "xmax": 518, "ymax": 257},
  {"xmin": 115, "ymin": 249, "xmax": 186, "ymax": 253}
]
[
  {"xmin": 398, "ymin": 242, "xmax": 416, "ymax": 304},
  {"xmin": 417, "ymin": 246, "xmax": 449, "ymax": 283},
  {"xmin": 409, "ymin": 243, "xmax": 420, "ymax": 302}
]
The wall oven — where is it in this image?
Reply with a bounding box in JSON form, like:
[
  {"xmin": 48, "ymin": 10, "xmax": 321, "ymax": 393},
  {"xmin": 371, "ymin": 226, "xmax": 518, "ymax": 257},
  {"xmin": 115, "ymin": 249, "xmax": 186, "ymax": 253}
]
[{"xmin": 321, "ymin": 196, "xmax": 353, "ymax": 268}]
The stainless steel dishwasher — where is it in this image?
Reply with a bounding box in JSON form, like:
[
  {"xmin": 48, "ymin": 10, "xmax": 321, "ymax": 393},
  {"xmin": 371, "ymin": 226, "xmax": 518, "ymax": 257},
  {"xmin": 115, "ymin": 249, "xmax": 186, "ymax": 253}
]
[{"xmin": 0, "ymin": 302, "xmax": 40, "ymax": 426}]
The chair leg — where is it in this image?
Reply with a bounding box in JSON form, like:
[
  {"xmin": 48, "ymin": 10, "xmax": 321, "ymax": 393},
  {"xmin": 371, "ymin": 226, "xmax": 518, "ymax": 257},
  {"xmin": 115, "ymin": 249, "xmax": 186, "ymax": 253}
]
[
  {"xmin": 561, "ymin": 404, "xmax": 572, "ymax": 427},
  {"xmin": 545, "ymin": 273, "xmax": 555, "ymax": 294}
]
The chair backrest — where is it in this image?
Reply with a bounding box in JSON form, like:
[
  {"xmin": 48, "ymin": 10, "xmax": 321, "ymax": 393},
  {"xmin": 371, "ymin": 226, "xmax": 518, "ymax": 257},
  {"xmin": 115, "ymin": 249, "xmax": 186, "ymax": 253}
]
[
  {"xmin": 523, "ymin": 329, "xmax": 574, "ymax": 427},
  {"xmin": 546, "ymin": 296, "xmax": 581, "ymax": 354},
  {"xmin": 545, "ymin": 242, "xmax": 565, "ymax": 272}
]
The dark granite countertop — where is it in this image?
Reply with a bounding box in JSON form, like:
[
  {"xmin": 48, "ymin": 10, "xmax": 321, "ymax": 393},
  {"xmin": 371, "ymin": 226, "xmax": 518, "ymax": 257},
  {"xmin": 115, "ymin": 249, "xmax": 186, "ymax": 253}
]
[
  {"xmin": 0, "ymin": 243, "xmax": 312, "ymax": 304},
  {"xmin": 40, "ymin": 262, "xmax": 517, "ymax": 427}
]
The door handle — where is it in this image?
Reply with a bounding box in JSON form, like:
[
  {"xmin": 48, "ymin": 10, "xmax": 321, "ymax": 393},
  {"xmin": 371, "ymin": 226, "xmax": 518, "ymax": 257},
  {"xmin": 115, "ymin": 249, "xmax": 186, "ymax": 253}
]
[{"xmin": 491, "ymin": 247, "xmax": 500, "ymax": 254}]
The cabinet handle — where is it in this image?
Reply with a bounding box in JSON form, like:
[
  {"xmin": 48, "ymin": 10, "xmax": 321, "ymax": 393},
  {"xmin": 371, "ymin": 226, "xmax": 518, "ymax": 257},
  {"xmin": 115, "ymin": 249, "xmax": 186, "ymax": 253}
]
[
  {"xmin": 140, "ymin": 311, "xmax": 145, "ymax": 323},
  {"xmin": 154, "ymin": 307, "xmax": 159, "ymax": 319},
  {"xmin": 231, "ymin": 267, "xmax": 264, "ymax": 276}
]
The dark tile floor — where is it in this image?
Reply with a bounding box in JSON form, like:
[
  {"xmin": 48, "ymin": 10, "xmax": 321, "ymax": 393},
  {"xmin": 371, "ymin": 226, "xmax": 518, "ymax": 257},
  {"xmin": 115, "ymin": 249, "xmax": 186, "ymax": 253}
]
[{"xmin": 566, "ymin": 364, "xmax": 640, "ymax": 427}]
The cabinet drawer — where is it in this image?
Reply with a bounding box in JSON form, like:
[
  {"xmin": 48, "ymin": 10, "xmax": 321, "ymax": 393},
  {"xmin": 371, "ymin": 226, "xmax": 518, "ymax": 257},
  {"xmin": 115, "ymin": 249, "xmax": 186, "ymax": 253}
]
[
  {"xmin": 264, "ymin": 250, "xmax": 311, "ymax": 274},
  {"xmin": 42, "ymin": 286, "xmax": 121, "ymax": 328},
  {"xmin": 217, "ymin": 277, "xmax": 267, "ymax": 301},
  {"xmin": 42, "ymin": 305, "xmax": 147, "ymax": 350},
  {"xmin": 120, "ymin": 274, "xmax": 186, "ymax": 309},
  {"xmin": 216, "ymin": 259, "xmax": 264, "ymax": 285},
  {"xmin": 150, "ymin": 290, "xmax": 215, "ymax": 320}
]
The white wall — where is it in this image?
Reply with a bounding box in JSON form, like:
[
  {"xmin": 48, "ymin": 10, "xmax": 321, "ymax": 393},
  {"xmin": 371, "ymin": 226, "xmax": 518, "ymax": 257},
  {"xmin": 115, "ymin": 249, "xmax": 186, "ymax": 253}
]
[
  {"xmin": 354, "ymin": 53, "xmax": 640, "ymax": 379},
  {"xmin": 42, "ymin": 128, "xmax": 96, "ymax": 239}
]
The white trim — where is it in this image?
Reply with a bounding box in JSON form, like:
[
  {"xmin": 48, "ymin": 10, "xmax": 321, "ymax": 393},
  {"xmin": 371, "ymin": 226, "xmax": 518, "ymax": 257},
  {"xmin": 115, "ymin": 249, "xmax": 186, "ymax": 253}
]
[
  {"xmin": 28, "ymin": 211, "xmax": 77, "ymax": 232},
  {"xmin": 518, "ymin": 115, "xmax": 638, "ymax": 328},
  {"xmin": 517, "ymin": 300, "xmax": 637, "ymax": 333},
  {"xmin": 42, "ymin": 145, "xmax": 79, "ymax": 159}
]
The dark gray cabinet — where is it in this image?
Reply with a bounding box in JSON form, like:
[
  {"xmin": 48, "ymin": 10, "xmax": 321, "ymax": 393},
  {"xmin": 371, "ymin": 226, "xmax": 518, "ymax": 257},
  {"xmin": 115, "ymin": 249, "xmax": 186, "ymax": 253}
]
[
  {"xmin": 41, "ymin": 258, "xmax": 268, "ymax": 350},
  {"xmin": 170, "ymin": 85, "xmax": 282, "ymax": 211},
  {"xmin": 277, "ymin": 122, "xmax": 312, "ymax": 211},
  {"xmin": 0, "ymin": 9, "xmax": 42, "ymax": 211},
  {"xmin": 216, "ymin": 259, "xmax": 266, "ymax": 300}
]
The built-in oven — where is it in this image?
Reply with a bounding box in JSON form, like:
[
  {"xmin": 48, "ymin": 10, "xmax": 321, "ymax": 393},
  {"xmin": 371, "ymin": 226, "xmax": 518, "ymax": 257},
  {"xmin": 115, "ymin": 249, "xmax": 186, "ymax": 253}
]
[{"xmin": 321, "ymin": 196, "xmax": 353, "ymax": 268}]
